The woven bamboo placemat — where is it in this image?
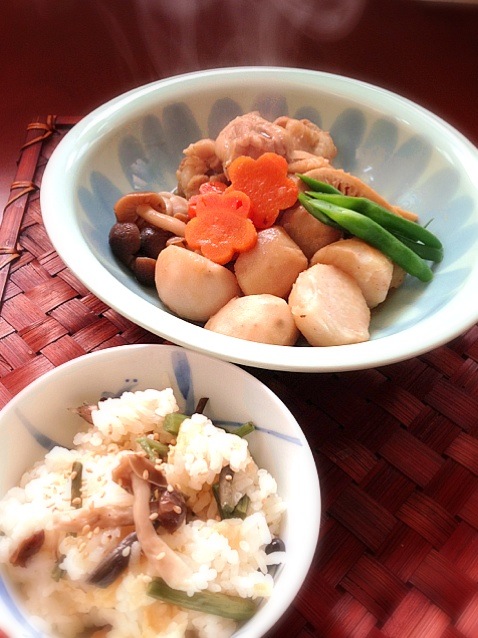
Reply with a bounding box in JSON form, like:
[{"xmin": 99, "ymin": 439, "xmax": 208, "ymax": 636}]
[{"xmin": 1, "ymin": 117, "xmax": 478, "ymax": 638}]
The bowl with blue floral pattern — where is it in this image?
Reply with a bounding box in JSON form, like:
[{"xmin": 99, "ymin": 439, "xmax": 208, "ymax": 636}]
[
  {"xmin": 40, "ymin": 67, "xmax": 478, "ymax": 372},
  {"xmin": 0, "ymin": 343, "xmax": 319, "ymax": 638}
]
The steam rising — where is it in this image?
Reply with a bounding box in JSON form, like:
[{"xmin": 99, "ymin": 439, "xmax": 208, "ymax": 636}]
[{"xmin": 92, "ymin": 0, "xmax": 367, "ymax": 80}]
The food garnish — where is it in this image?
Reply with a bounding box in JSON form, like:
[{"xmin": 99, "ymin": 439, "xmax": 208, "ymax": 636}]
[
  {"xmin": 227, "ymin": 152, "xmax": 299, "ymax": 229},
  {"xmin": 184, "ymin": 189, "xmax": 257, "ymax": 264},
  {"xmin": 299, "ymin": 177, "xmax": 443, "ymax": 283}
]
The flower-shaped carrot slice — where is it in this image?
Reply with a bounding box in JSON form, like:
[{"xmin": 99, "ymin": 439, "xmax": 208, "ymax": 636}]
[
  {"xmin": 188, "ymin": 181, "xmax": 228, "ymax": 218},
  {"xmin": 185, "ymin": 190, "xmax": 257, "ymax": 265},
  {"xmin": 228, "ymin": 153, "xmax": 299, "ymax": 229}
]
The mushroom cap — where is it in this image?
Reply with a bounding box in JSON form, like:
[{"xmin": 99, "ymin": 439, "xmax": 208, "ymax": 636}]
[{"xmin": 114, "ymin": 192, "xmax": 168, "ymax": 223}]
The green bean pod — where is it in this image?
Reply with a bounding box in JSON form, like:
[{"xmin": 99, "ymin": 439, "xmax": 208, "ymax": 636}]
[
  {"xmin": 392, "ymin": 233, "xmax": 444, "ymax": 263},
  {"xmin": 297, "ymin": 174, "xmax": 342, "ymax": 194},
  {"xmin": 137, "ymin": 437, "xmax": 169, "ymax": 460},
  {"xmin": 305, "ymin": 191, "xmax": 443, "ymax": 251},
  {"xmin": 298, "ymin": 193, "xmax": 341, "ymax": 229},
  {"xmin": 301, "ymin": 197, "xmax": 434, "ymax": 282}
]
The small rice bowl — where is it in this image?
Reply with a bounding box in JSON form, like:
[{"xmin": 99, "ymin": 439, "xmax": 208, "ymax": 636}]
[{"xmin": 0, "ymin": 387, "xmax": 285, "ymax": 638}]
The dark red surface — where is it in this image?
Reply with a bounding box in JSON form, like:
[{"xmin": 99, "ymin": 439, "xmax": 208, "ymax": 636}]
[
  {"xmin": 1, "ymin": 0, "xmax": 477, "ymax": 211},
  {"xmin": 1, "ymin": 3, "xmax": 478, "ymax": 637}
]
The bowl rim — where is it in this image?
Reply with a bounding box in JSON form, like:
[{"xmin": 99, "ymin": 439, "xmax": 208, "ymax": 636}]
[
  {"xmin": 0, "ymin": 343, "xmax": 321, "ymax": 638},
  {"xmin": 40, "ymin": 66, "xmax": 478, "ymax": 372}
]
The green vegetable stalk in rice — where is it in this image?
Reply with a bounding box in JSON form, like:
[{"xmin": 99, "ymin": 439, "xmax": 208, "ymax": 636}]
[
  {"xmin": 147, "ymin": 578, "xmax": 257, "ymax": 621},
  {"xmin": 163, "ymin": 412, "xmax": 188, "ymax": 435},
  {"xmin": 136, "ymin": 436, "xmax": 169, "ymax": 460},
  {"xmin": 212, "ymin": 465, "xmax": 251, "ymax": 520},
  {"xmin": 228, "ymin": 421, "xmax": 255, "ymax": 438}
]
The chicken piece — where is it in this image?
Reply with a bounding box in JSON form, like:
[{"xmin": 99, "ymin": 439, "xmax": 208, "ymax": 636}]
[
  {"xmin": 234, "ymin": 226, "xmax": 308, "ymax": 299},
  {"xmin": 288, "ymin": 263, "xmax": 370, "ymax": 346},
  {"xmin": 274, "ymin": 116, "xmax": 337, "ymax": 161},
  {"xmin": 287, "ymin": 150, "xmax": 332, "ymax": 174},
  {"xmin": 280, "ymin": 204, "xmax": 342, "ymax": 260},
  {"xmin": 310, "ymin": 238, "xmax": 394, "ymax": 308},
  {"xmin": 205, "ymin": 294, "xmax": 299, "ymax": 345},
  {"xmin": 155, "ymin": 245, "xmax": 241, "ymax": 322},
  {"xmin": 304, "ymin": 166, "xmax": 418, "ymax": 221},
  {"xmin": 176, "ymin": 139, "xmax": 225, "ymax": 199},
  {"xmin": 215, "ymin": 112, "xmax": 291, "ymax": 173}
]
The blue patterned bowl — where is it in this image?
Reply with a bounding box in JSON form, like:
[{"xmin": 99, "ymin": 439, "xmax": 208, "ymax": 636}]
[
  {"xmin": 0, "ymin": 344, "xmax": 319, "ymax": 638},
  {"xmin": 41, "ymin": 67, "xmax": 478, "ymax": 371}
]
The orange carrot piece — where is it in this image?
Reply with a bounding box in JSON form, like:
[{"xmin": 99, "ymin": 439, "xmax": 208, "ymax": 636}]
[
  {"xmin": 227, "ymin": 153, "xmax": 299, "ymax": 229},
  {"xmin": 188, "ymin": 181, "xmax": 227, "ymax": 218},
  {"xmin": 199, "ymin": 181, "xmax": 227, "ymax": 195},
  {"xmin": 185, "ymin": 190, "xmax": 257, "ymax": 265}
]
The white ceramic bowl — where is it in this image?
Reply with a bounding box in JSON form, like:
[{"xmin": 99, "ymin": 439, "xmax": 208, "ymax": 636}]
[
  {"xmin": 40, "ymin": 67, "xmax": 478, "ymax": 372},
  {"xmin": 0, "ymin": 344, "xmax": 320, "ymax": 638}
]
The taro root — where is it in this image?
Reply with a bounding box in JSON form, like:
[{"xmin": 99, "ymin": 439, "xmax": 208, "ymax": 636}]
[
  {"xmin": 155, "ymin": 245, "xmax": 241, "ymax": 322},
  {"xmin": 205, "ymin": 294, "xmax": 299, "ymax": 345}
]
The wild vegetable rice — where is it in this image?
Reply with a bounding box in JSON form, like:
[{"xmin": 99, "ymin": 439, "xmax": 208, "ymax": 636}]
[{"xmin": 0, "ymin": 388, "xmax": 285, "ymax": 638}]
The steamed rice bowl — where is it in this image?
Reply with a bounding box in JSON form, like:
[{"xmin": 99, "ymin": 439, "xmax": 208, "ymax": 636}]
[{"xmin": 0, "ymin": 387, "xmax": 285, "ymax": 638}]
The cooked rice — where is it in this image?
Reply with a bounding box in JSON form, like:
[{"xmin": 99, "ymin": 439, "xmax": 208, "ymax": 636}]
[{"xmin": 0, "ymin": 388, "xmax": 285, "ymax": 638}]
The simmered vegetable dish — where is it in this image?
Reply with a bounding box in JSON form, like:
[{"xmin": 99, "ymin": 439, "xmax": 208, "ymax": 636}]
[{"xmin": 109, "ymin": 112, "xmax": 442, "ymax": 347}]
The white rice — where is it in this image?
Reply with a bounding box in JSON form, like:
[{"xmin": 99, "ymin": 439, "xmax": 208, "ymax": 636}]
[{"xmin": 0, "ymin": 388, "xmax": 285, "ymax": 637}]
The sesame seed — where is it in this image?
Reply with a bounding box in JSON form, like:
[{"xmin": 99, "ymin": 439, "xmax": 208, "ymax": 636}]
[
  {"xmin": 71, "ymin": 471, "xmax": 78, "ymax": 480},
  {"xmin": 81, "ymin": 524, "xmax": 91, "ymax": 535},
  {"xmin": 173, "ymin": 505, "xmax": 182, "ymax": 514},
  {"xmin": 225, "ymin": 474, "xmax": 233, "ymax": 481},
  {"xmin": 121, "ymin": 546, "xmax": 131, "ymax": 558},
  {"xmin": 155, "ymin": 552, "xmax": 165, "ymax": 561},
  {"xmin": 93, "ymin": 526, "xmax": 100, "ymax": 535},
  {"xmin": 167, "ymin": 484, "xmax": 174, "ymax": 493},
  {"xmin": 71, "ymin": 497, "xmax": 82, "ymax": 506},
  {"xmin": 142, "ymin": 470, "xmax": 150, "ymax": 480},
  {"xmin": 149, "ymin": 512, "xmax": 159, "ymax": 521}
]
